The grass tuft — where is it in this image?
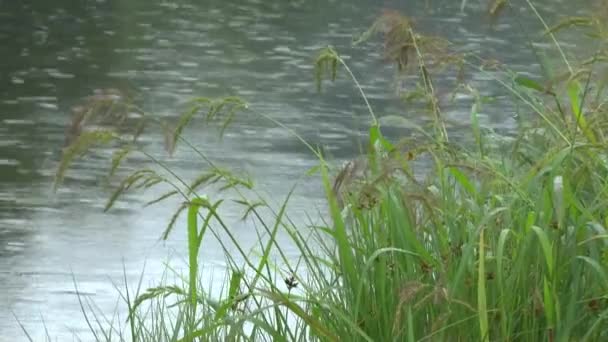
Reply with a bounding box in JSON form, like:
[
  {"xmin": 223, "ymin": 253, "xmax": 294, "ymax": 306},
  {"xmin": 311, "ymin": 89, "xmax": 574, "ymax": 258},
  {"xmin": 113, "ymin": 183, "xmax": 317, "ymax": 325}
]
[{"xmin": 31, "ymin": 2, "xmax": 608, "ymax": 341}]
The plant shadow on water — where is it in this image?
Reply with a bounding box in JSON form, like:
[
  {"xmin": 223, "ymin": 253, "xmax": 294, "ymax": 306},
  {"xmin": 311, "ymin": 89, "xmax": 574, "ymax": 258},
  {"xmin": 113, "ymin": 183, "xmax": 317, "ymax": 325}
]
[{"xmin": 20, "ymin": 1, "xmax": 608, "ymax": 341}]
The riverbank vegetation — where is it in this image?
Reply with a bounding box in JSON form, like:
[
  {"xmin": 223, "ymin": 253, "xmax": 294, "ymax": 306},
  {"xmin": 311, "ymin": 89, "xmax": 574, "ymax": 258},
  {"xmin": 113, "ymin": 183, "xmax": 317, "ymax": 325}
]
[{"xmin": 34, "ymin": 1, "xmax": 608, "ymax": 341}]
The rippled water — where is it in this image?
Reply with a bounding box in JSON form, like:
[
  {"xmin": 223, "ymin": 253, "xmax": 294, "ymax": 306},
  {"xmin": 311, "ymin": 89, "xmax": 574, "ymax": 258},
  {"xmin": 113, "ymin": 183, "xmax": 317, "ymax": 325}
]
[{"xmin": 0, "ymin": 0, "xmax": 585, "ymax": 340}]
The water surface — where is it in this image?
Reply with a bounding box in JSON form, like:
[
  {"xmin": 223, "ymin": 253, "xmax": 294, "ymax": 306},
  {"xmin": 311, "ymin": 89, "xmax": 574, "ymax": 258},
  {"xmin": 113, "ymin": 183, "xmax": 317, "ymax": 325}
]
[{"xmin": 0, "ymin": 0, "xmax": 583, "ymax": 339}]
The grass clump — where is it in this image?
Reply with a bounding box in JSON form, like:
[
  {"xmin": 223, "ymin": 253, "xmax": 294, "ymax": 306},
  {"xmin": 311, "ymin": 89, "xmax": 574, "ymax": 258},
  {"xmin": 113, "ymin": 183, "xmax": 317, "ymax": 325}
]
[{"xmin": 36, "ymin": 1, "xmax": 608, "ymax": 341}]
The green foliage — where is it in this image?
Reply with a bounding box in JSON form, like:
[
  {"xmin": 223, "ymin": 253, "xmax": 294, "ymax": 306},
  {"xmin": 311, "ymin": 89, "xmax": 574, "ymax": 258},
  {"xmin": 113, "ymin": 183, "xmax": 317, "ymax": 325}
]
[
  {"xmin": 353, "ymin": 10, "xmax": 458, "ymax": 74},
  {"xmin": 187, "ymin": 168, "xmax": 253, "ymax": 196},
  {"xmin": 488, "ymin": 0, "xmax": 508, "ymax": 22},
  {"xmin": 314, "ymin": 46, "xmax": 339, "ymax": 92},
  {"xmin": 232, "ymin": 199, "xmax": 268, "ymax": 221},
  {"xmin": 166, "ymin": 97, "xmax": 248, "ymax": 155},
  {"xmin": 39, "ymin": 3, "xmax": 608, "ymax": 342},
  {"xmin": 145, "ymin": 190, "xmax": 179, "ymax": 207},
  {"xmin": 105, "ymin": 169, "xmax": 165, "ymax": 212},
  {"xmin": 160, "ymin": 202, "xmax": 189, "ymax": 241},
  {"xmin": 545, "ymin": 17, "xmax": 594, "ymax": 35},
  {"xmin": 110, "ymin": 145, "xmax": 134, "ymax": 178},
  {"xmin": 353, "ymin": 9, "xmax": 415, "ymax": 70},
  {"xmin": 54, "ymin": 130, "xmax": 117, "ymax": 190},
  {"xmin": 131, "ymin": 285, "xmax": 189, "ymax": 314}
]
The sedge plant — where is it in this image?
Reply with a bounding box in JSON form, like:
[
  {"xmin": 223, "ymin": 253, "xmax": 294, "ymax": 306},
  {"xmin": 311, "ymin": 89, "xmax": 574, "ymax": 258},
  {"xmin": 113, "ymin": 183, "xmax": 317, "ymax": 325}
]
[{"xmin": 39, "ymin": 1, "xmax": 608, "ymax": 341}]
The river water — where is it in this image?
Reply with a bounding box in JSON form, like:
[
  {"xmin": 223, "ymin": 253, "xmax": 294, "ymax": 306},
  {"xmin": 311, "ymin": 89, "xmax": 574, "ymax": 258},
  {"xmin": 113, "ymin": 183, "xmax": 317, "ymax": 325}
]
[{"xmin": 0, "ymin": 0, "xmax": 585, "ymax": 340}]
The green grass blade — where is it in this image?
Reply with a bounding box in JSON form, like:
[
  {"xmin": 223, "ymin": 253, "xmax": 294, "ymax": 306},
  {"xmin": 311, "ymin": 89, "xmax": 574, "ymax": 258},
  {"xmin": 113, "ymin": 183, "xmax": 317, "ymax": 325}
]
[
  {"xmin": 478, "ymin": 229, "xmax": 489, "ymax": 342},
  {"xmin": 532, "ymin": 226, "xmax": 555, "ymax": 277}
]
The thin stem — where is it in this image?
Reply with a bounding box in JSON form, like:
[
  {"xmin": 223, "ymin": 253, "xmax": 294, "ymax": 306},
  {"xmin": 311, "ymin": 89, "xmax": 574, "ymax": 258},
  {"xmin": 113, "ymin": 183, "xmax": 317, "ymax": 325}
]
[
  {"xmin": 462, "ymin": 58, "xmax": 571, "ymax": 145},
  {"xmin": 409, "ymin": 28, "xmax": 449, "ymax": 143},
  {"xmin": 338, "ymin": 57, "xmax": 378, "ymax": 126},
  {"xmin": 524, "ymin": 0, "xmax": 573, "ymax": 74}
]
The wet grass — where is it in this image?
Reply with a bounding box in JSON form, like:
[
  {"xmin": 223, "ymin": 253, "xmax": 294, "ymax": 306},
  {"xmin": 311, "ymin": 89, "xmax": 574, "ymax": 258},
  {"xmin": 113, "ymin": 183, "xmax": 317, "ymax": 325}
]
[{"xmin": 23, "ymin": 1, "xmax": 608, "ymax": 341}]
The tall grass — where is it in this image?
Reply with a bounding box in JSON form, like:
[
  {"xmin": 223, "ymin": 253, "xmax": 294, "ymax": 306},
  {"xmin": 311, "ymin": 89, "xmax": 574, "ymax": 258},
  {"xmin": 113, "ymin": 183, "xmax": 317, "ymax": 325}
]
[{"xmin": 37, "ymin": 1, "xmax": 608, "ymax": 341}]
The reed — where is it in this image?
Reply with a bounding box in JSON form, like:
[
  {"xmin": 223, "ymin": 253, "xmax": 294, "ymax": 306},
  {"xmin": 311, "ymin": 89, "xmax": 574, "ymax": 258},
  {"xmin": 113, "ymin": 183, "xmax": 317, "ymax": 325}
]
[{"xmin": 28, "ymin": 1, "xmax": 608, "ymax": 341}]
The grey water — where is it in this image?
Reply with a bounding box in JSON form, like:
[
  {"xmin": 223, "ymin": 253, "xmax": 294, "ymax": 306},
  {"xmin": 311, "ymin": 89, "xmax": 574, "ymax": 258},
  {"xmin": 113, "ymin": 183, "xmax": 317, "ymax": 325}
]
[{"xmin": 0, "ymin": 0, "xmax": 585, "ymax": 340}]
